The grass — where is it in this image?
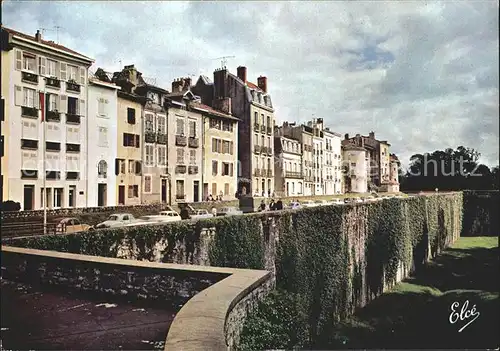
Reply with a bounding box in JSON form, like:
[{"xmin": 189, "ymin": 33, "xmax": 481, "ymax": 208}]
[{"xmin": 320, "ymin": 236, "xmax": 499, "ymax": 350}]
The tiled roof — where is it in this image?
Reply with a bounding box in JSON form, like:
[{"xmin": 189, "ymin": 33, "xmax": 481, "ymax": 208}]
[
  {"xmin": 246, "ymin": 81, "xmax": 262, "ymax": 92},
  {"xmin": 2, "ymin": 26, "xmax": 93, "ymax": 60}
]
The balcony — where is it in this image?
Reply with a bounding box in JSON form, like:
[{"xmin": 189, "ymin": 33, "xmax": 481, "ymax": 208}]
[
  {"xmin": 260, "ymin": 168, "xmax": 267, "ymax": 177},
  {"xmin": 175, "ymin": 165, "xmax": 187, "ymax": 174},
  {"xmin": 46, "ymin": 142, "xmax": 61, "ymax": 152},
  {"xmin": 267, "ymin": 127, "xmax": 272, "ymax": 135},
  {"xmin": 176, "ymin": 194, "xmax": 186, "ymax": 200},
  {"xmin": 20, "ymin": 169, "xmax": 38, "ymax": 179},
  {"xmin": 188, "ymin": 165, "xmax": 199, "ymax": 174},
  {"xmin": 47, "ymin": 110, "xmax": 61, "ymax": 122},
  {"xmin": 21, "ymin": 139, "xmax": 38, "ymax": 150},
  {"xmin": 175, "ymin": 135, "xmax": 187, "ymax": 146},
  {"xmin": 157, "ymin": 133, "xmax": 167, "ymax": 144},
  {"xmin": 46, "ymin": 77, "xmax": 61, "ymax": 89},
  {"xmin": 46, "ymin": 171, "xmax": 61, "ymax": 180},
  {"xmin": 145, "ymin": 131, "xmax": 156, "ymax": 144},
  {"xmin": 65, "ymin": 113, "xmax": 80, "ymax": 124},
  {"xmin": 66, "ymin": 80, "xmax": 80, "ymax": 93},
  {"xmin": 284, "ymin": 171, "xmax": 303, "ymax": 179},
  {"xmin": 66, "ymin": 171, "xmax": 80, "ymax": 180},
  {"xmin": 266, "ymin": 169, "xmax": 273, "ymax": 177},
  {"xmin": 254, "ymin": 123, "xmax": 260, "ymax": 132},
  {"xmin": 260, "ymin": 125, "xmax": 266, "ymax": 133},
  {"xmin": 66, "ymin": 143, "xmax": 80, "ymax": 153},
  {"xmin": 22, "ymin": 72, "xmax": 38, "ymax": 84},
  {"xmin": 21, "ymin": 106, "xmax": 38, "ymax": 118},
  {"xmin": 304, "ymin": 176, "xmax": 314, "ymax": 182},
  {"xmin": 253, "ymin": 169, "xmax": 261, "ymax": 177},
  {"xmin": 254, "ymin": 145, "xmax": 261, "ymax": 154},
  {"xmin": 188, "ymin": 137, "xmax": 199, "ymax": 148}
]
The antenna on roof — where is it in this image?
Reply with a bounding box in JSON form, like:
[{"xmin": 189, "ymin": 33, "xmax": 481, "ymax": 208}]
[
  {"xmin": 212, "ymin": 55, "xmax": 235, "ymax": 69},
  {"xmin": 40, "ymin": 25, "xmax": 64, "ymax": 44}
]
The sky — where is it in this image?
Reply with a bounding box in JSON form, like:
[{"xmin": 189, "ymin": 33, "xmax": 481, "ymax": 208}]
[{"xmin": 3, "ymin": 1, "xmax": 499, "ymax": 168}]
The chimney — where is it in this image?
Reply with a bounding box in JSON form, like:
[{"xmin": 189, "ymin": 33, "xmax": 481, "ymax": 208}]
[
  {"xmin": 257, "ymin": 76, "xmax": 267, "ymax": 93},
  {"xmin": 35, "ymin": 30, "xmax": 42, "ymax": 43},
  {"xmin": 172, "ymin": 78, "xmax": 191, "ymax": 93},
  {"xmin": 369, "ymin": 131, "xmax": 375, "ymax": 139},
  {"xmin": 237, "ymin": 66, "xmax": 247, "ymax": 83}
]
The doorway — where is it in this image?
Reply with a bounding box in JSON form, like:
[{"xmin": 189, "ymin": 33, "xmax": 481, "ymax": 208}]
[
  {"xmin": 68, "ymin": 185, "xmax": 76, "ymax": 207},
  {"xmin": 118, "ymin": 185, "xmax": 125, "ymax": 205},
  {"xmin": 161, "ymin": 179, "xmax": 167, "ymax": 203},
  {"xmin": 23, "ymin": 185, "xmax": 34, "ymax": 210},
  {"xmin": 98, "ymin": 184, "xmax": 107, "ymax": 207},
  {"xmin": 193, "ymin": 181, "xmax": 199, "ymax": 203},
  {"xmin": 203, "ymin": 183, "xmax": 208, "ymax": 200}
]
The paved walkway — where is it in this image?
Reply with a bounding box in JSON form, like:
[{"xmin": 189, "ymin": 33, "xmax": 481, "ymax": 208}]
[{"xmin": 1, "ymin": 280, "xmax": 178, "ymax": 350}]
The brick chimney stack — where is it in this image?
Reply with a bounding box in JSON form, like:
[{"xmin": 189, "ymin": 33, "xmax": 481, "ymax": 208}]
[
  {"xmin": 35, "ymin": 30, "xmax": 42, "ymax": 43},
  {"xmin": 237, "ymin": 66, "xmax": 247, "ymax": 83},
  {"xmin": 172, "ymin": 77, "xmax": 191, "ymax": 93},
  {"xmin": 369, "ymin": 131, "xmax": 375, "ymax": 139},
  {"xmin": 257, "ymin": 76, "xmax": 267, "ymax": 93}
]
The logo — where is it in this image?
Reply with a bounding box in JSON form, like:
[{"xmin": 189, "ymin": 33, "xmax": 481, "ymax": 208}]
[{"xmin": 449, "ymin": 300, "xmax": 480, "ymax": 332}]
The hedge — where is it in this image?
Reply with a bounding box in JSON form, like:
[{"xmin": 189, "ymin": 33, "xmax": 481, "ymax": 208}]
[{"xmin": 5, "ymin": 193, "xmax": 466, "ymax": 348}]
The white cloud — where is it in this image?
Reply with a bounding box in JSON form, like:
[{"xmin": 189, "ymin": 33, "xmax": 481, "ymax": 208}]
[{"xmin": 3, "ymin": 1, "xmax": 498, "ymax": 167}]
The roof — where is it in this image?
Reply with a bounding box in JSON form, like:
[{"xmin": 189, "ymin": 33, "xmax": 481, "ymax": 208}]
[
  {"xmin": 342, "ymin": 145, "xmax": 366, "ymax": 151},
  {"xmin": 246, "ymin": 81, "xmax": 262, "ymax": 91},
  {"xmin": 190, "ymin": 102, "xmax": 239, "ymax": 121},
  {"xmin": 2, "ymin": 26, "xmax": 93, "ymax": 61}
]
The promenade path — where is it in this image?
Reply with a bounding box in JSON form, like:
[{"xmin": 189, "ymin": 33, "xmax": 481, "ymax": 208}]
[{"xmin": 323, "ymin": 236, "xmax": 499, "ymax": 349}]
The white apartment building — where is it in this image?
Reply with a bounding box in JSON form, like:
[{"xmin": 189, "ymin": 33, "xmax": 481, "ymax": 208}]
[
  {"xmin": 87, "ymin": 72, "xmax": 120, "ymax": 207},
  {"xmin": 274, "ymin": 136, "xmax": 303, "ymax": 197},
  {"xmin": 324, "ymin": 128, "xmax": 343, "ymax": 194},
  {"xmin": 312, "ymin": 135, "xmax": 324, "ymax": 195},
  {"xmin": 342, "ymin": 145, "xmax": 368, "ymax": 193},
  {"xmin": 3, "ymin": 27, "xmax": 93, "ymax": 210}
]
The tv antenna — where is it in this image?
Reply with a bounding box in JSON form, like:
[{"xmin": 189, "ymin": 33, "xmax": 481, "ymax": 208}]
[
  {"xmin": 212, "ymin": 55, "xmax": 235, "ymax": 68},
  {"xmin": 40, "ymin": 25, "xmax": 64, "ymax": 44}
]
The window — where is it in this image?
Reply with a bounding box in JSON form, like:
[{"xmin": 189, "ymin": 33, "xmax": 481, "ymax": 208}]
[
  {"xmin": 127, "ymin": 108, "xmax": 136, "ymax": 124},
  {"xmin": 176, "ymin": 118, "xmax": 185, "ymax": 135},
  {"xmin": 128, "ymin": 185, "xmax": 139, "ymax": 198},
  {"xmin": 144, "ymin": 175, "xmax": 152, "ymax": 193},
  {"xmin": 212, "ymin": 160, "xmax": 218, "ymax": 175},
  {"xmin": 129, "ymin": 160, "xmax": 136, "ymax": 174},
  {"xmin": 189, "ymin": 120, "xmax": 196, "ymax": 137},
  {"xmin": 98, "ymin": 98, "xmax": 107, "ymax": 117},
  {"xmin": 254, "ymin": 134, "xmax": 258, "ymax": 145},
  {"xmin": 261, "ymin": 135, "xmax": 264, "ymax": 146},
  {"xmin": 47, "ymin": 59, "xmax": 57, "ymax": 77},
  {"xmin": 158, "ymin": 147, "xmax": 166, "ymax": 166},
  {"xmin": 145, "ymin": 144, "xmax": 154, "ymax": 165},
  {"xmin": 254, "ymin": 112, "xmax": 258, "ymax": 123},
  {"xmin": 53, "ymin": 188, "xmax": 63, "ymax": 208},
  {"xmin": 177, "ymin": 148, "xmax": 185, "ymax": 164},
  {"xmin": 23, "ymin": 87, "xmax": 36, "ymax": 107},
  {"xmin": 23, "ymin": 54, "xmax": 36, "ymax": 72},
  {"xmin": 145, "ymin": 114, "xmax": 154, "ymax": 132},
  {"xmin": 222, "ymin": 121, "xmax": 233, "ymax": 132},
  {"xmin": 48, "ymin": 94, "xmax": 58, "ymax": 111},
  {"xmin": 267, "ymin": 116, "xmax": 271, "ymax": 127},
  {"xmin": 210, "ymin": 119, "xmax": 220, "ymax": 129},
  {"xmin": 123, "ymin": 133, "xmax": 139, "ymax": 147},
  {"xmin": 222, "ymin": 162, "xmax": 230, "ymax": 176},
  {"xmin": 212, "ymin": 138, "xmax": 222, "ymax": 153},
  {"xmin": 224, "ymin": 183, "xmax": 230, "ymax": 195},
  {"xmin": 98, "ymin": 126, "xmax": 108, "ymax": 147},
  {"xmin": 68, "ymin": 65, "xmax": 78, "ymax": 81},
  {"xmin": 157, "ymin": 116, "xmax": 166, "ymax": 134},
  {"xmin": 98, "ymin": 160, "xmax": 107, "ymax": 178},
  {"xmin": 176, "ymin": 180, "xmax": 185, "ymax": 198},
  {"xmin": 223, "ymin": 140, "xmax": 230, "ymax": 154},
  {"xmin": 189, "ymin": 150, "xmax": 196, "ymax": 165},
  {"xmin": 268, "ymin": 137, "xmax": 271, "ymax": 148},
  {"xmin": 261, "ymin": 114, "xmax": 265, "ymax": 126},
  {"xmin": 68, "ymin": 97, "xmax": 78, "ymax": 115}
]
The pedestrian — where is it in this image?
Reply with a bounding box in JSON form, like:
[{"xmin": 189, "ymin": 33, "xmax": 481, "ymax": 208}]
[
  {"xmin": 211, "ymin": 206, "xmax": 217, "ymax": 217},
  {"xmin": 276, "ymin": 198, "xmax": 283, "ymax": 210},
  {"xmin": 269, "ymin": 199, "xmax": 276, "ymax": 211},
  {"xmin": 258, "ymin": 200, "xmax": 266, "ymax": 212},
  {"xmin": 180, "ymin": 207, "xmax": 190, "ymax": 220}
]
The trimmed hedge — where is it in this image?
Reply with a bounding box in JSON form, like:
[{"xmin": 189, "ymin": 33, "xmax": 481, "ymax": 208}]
[{"xmin": 5, "ymin": 193, "xmax": 466, "ymax": 348}]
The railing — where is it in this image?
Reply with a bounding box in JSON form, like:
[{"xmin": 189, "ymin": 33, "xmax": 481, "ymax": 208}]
[
  {"xmin": 188, "ymin": 137, "xmax": 199, "ymax": 148},
  {"xmin": 254, "ymin": 123, "xmax": 260, "ymax": 132},
  {"xmin": 22, "ymin": 72, "xmax": 38, "ymax": 84},
  {"xmin": 176, "ymin": 135, "xmax": 187, "ymax": 146},
  {"xmin": 176, "ymin": 194, "xmax": 186, "ymax": 200},
  {"xmin": 284, "ymin": 171, "xmax": 303, "ymax": 179},
  {"xmin": 188, "ymin": 165, "xmax": 199, "ymax": 174},
  {"xmin": 266, "ymin": 169, "xmax": 273, "ymax": 177},
  {"xmin": 46, "ymin": 110, "xmax": 61, "ymax": 122},
  {"xmin": 21, "ymin": 139, "xmax": 38, "ymax": 150},
  {"xmin": 0, "ymin": 222, "xmax": 58, "ymax": 238},
  {"xmin": 20, "ymin": 169, "xmax": 38, "ymax": 179},
  {"xmin": 66, "ymin": 171, "xmax": 79, "ymax": 180},
  {"xmin": 66, "ymin": 114, "xmax": 80, "ymax": 124},
  {"xmin": 46, "ymin": 77, "xmax": 61, "ymax": 88},
  {"xmin": 66, "ymin": 143, "xmax": 80, "ymax": 153},
  {"xmin": 267, "ymin": 127, "xmax": 272, "ymax": 135},
  {"xmin": 254, "ymin": 145, "xmax": 261, "ymax": 154},
  {"xmin": 260, "ymin": 125, "xmax": 266, "ymax": 133},
  {"xmin": 253, "ymin": 169, "xmax": 261, "ymax": 176},
  {"xmin": 21, "ymin": 106, "xmax": 38, "ymax": 118},
  {"xmin": 175, "ymin": 165, "xmax": 187, "ymax": 174},
  {"xmin": 157, "ymin": 133, "xmax": 167, "ymax": 144},
  {"xmin": 66, "ymin": 81, "xmax": 81, "ymax": 93},
  {"xmin": 145, "ymin": 131, "xmax": 156, "ymax": 143}
]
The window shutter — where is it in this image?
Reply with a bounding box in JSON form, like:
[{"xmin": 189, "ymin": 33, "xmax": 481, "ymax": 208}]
[
  {"xmin": 33, "ymin": 92, "xmax": 39, "ymax": 109},
  {"xmin": 79, "ymin": 67, "xmax": 86, "ymax": 85},
  {"xmin": 135, "ymin": 135, "xmax": 140, "ymax": 148},
  {"xmin": 15, "ymin": 49, "xmax": 22, "ymax": 70},
  {"xmin": 230, "ymin": 141, "xmax": 234, "ymax": 155},
  {"xmin": 230, "ymin": 164, "xmax": 234, "ymax": 177},
  {"xmin": 55, "ymin": 61, "xmax": 60, "ymax": 78},
  {"xmin": 39, "ymin": 57, "xmax": 46, "ymax": 76},
  {"xmin": 60, "ymin": 95, "xmax": 67, "ymax": 113},
  {"xmin": 14, "ymin": 86, "xmax": 23, "ymax": 106},
  {"xmin": 115, "ymin": 159, "xmax": 120, "ymax": 175},
  {"xmin": 60, "ymin": 62, "xmax": 67, "ymax": 81},
  {"xmin": 123, "ymin": 133, "xmax": 127, "ymax": 147},
  {"xmin": 135, "ymin": 161, "xmax": 142, "ymax": 175},
  {"xmin": 79, "ymin": 99, "xmax": 85, "ymax": 116}
]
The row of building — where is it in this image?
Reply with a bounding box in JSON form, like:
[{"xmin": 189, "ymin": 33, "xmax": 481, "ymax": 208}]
[{"xmin": 0, "ymin": 27, "xmax": 400, "ymax": 211}]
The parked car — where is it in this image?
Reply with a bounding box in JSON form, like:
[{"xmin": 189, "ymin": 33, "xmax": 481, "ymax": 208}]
[
  {"xmin": 319, "ymin": 200, "xmax": 333, "ymax": 206},
  {"xmin": 56, "ymin": 217, "xmax": 92, "ymax": 234},
  {"xmin": 352, "ymin": 197, "xmax": 363, "ymax": 203},
  {"xmin": 331, "ymin": 198, "xmax": 344, "ymax": 205},
  {"xmin": 157, "ymin": 210, "xmax": 182, "ymax": 222},
  {"xmin": 218, "ymin": 207, "xmax": 243, "ymax": 216},
  {"xmin": 94, "ymin": 213, "xmax": 138, "ymax": 229},
  {"xmin": 289, "ymin": 201, "xmax": 301, "ymax": 209},
  {"xmin": 190, "ymin": 209, "xmax": 214, "ymax": 220},
  {"xmin": 303, "ymin": 200, "xmax": 319, "ymax": 208},
  {"xmin": 124, "ymin": 219, "xmax": 162, "ymax": 228}
]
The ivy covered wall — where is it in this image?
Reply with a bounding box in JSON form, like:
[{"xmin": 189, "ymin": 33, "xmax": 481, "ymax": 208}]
[{"xmin": 6, "ymin": 193, "xmax": 465, "ymax": 348}]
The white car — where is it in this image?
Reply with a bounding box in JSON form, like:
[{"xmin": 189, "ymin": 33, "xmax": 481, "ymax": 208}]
[
  {"xmin": 319, "ymin": 200, "xmax": 333, "ymax": 206},
  {"xmin": 352, "ymin": 198, "xmax": 363, "ymax": 203},
  {"xmin": 218, "ymin": 207, "xmax": 243, "ymax": 216},
  {"xmin": 331, "ymin": 199, "xmax": 344, "ymax": 205},
  {"xmin": 191, "ymin": 209, "xmax": 214, "ymax": 220},
  {"xmin": 95, "ymin": 213, "xmax": 138, "ymax": 229},
  {"xmin": 303, "ymin": 200, "xmax": 319, "ymax": 208}
]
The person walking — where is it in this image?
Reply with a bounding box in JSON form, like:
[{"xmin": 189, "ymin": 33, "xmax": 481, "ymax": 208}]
[
  {"xmin": 269, "ymin": 199, "xmax": 276, "ymax": 211},
  {"xmin": 276, "ymin": 198, "xmax": 283, "ymax": 210}
]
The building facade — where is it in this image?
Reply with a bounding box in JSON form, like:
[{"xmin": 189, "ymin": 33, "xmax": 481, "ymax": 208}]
[
  {"xmin": 324, "ymin": 128, "xmax": 343, "ymax": 194},
  {"xmin": 274, "ymin": 136, "xmax": 303, "ymax": 197},
  {"xmin": 164, "ymin": 80, "xmax": 203, "ymax": 204},
  {"xmin": 87, "ymin": 70, "xmax": 120, "ymax": 207},
  {"xmin": 2, "ymin": 27, "xmax": 93, "ymax": 210},
  {"xmin": 193, "ymin": 66, "xmax": 275, "ymax": 196},
  {"xmin": 342, "ymin": 145, "xmax": 368, "ymax": 193},
  {"xmin": 1, "ymin": 29, "xmax": 10, "ymax": 204}
]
